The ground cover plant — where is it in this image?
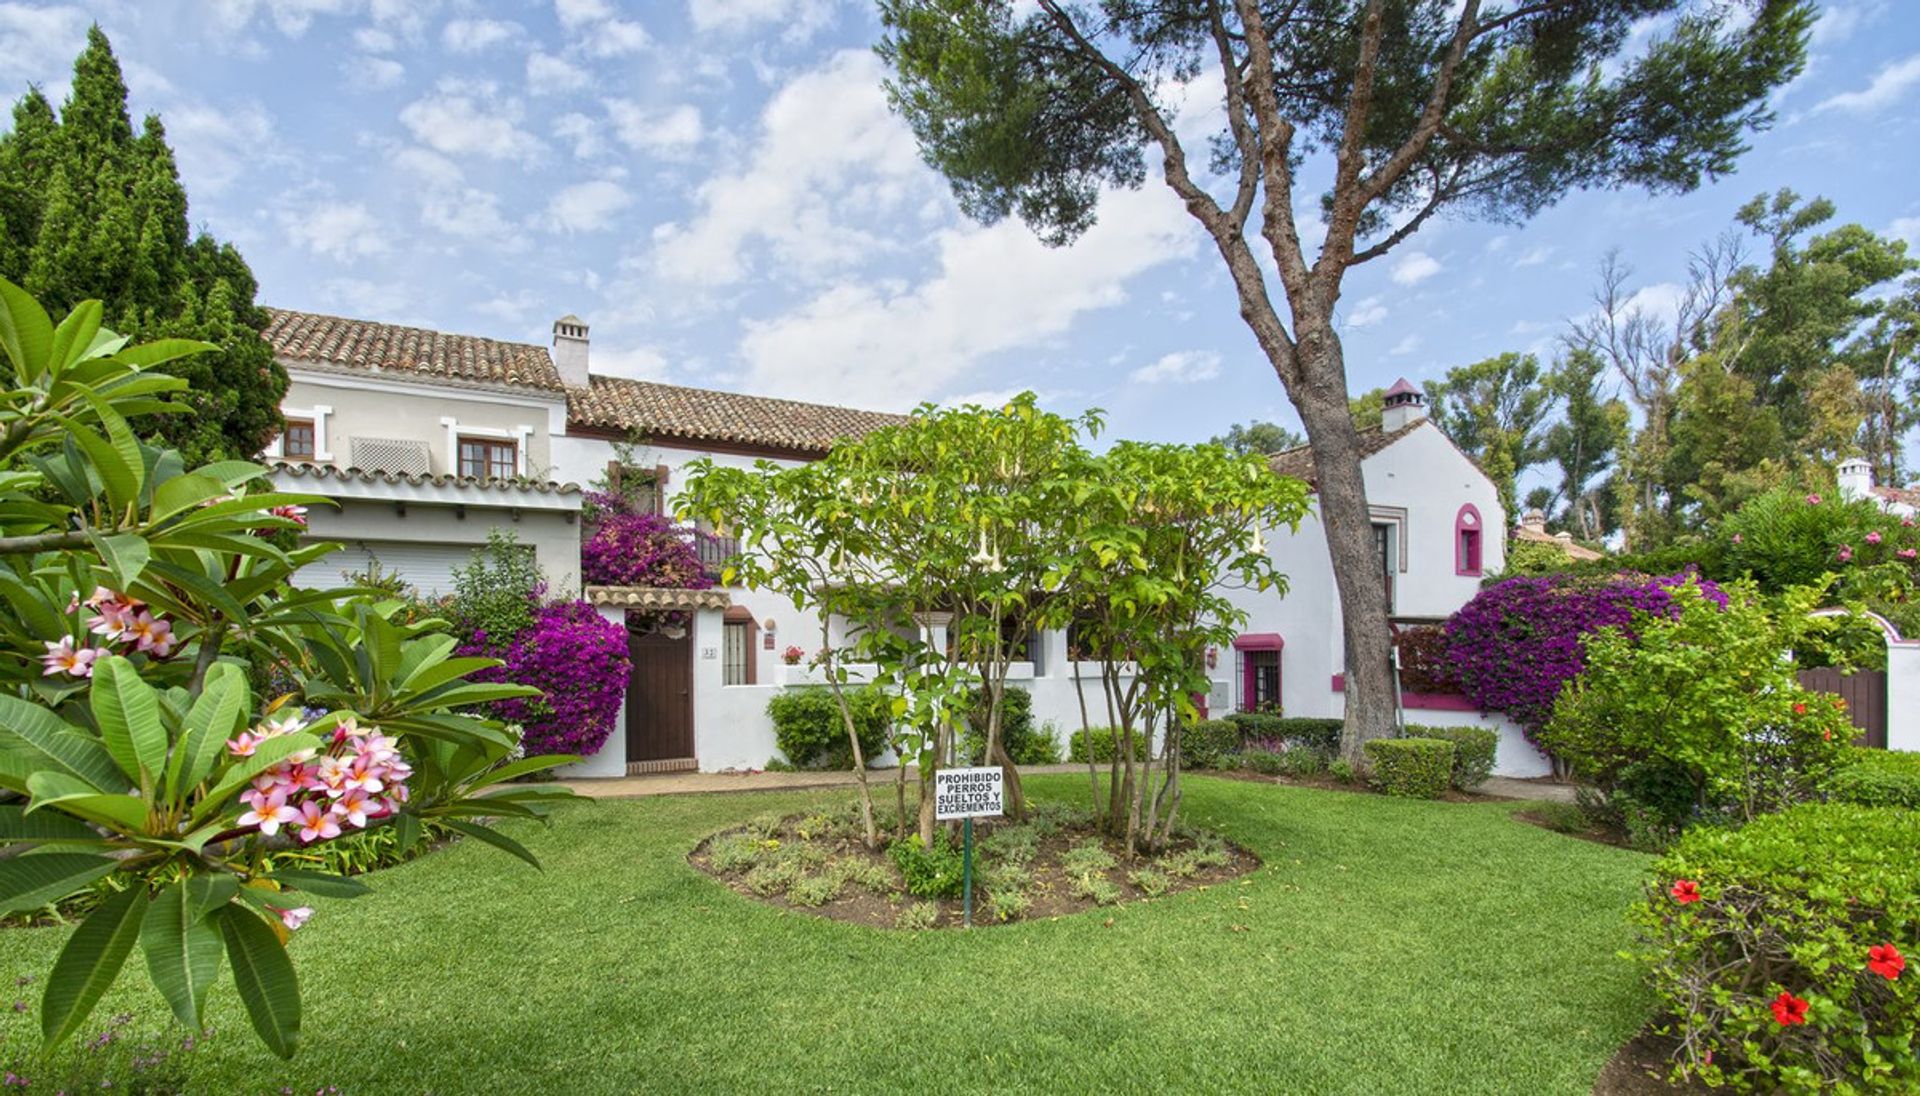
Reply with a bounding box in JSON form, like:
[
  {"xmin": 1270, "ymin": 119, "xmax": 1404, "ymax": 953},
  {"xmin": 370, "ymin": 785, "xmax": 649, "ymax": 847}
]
[
  {"xmin": 690, "ymin": 795, "xmax": 1255, "ymax": 928},
  {"xmin": 0, "ymin": 775, "xmax": 1653, "ymax": 1093}
]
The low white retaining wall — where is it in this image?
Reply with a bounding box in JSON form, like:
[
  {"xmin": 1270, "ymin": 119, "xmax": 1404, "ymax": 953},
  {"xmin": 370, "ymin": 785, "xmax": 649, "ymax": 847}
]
[{"xmin": 1889, "ymin": 640, "xmax": 1920, "ymax": 753}]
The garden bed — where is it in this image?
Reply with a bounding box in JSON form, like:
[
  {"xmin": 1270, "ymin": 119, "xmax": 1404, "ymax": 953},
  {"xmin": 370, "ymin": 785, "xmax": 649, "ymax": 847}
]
[
  {"xmin": 1201, "ymin": 766, "xmax": 1489, "ymax": 803},
  {"xmin": 689, "ymin": 798, "xmax": 1258, "ymax": 928}
]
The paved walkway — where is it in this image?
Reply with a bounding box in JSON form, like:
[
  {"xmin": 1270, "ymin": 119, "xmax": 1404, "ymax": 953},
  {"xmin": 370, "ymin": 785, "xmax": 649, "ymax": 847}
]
[{"xmin": 562, "ymin": 765, "xmax": 1582, "ymax": 803}]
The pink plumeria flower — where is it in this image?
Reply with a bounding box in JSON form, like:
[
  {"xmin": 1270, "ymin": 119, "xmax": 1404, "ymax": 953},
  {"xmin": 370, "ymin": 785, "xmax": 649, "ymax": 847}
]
[
  {"xmin": 226, "ymin": 731, "xmax": 262, "ymax": 758},
  {"xmin": 82, "ymin": 586, "xmax": 118, "ymax": 609},
  {"xmin": 312, "ymin": 755, "xmax": 351, "ymax": 796},
  {"xmin": 256, "ymin": 713, "xmax": 306, "ymax": 738},
  {"xmin": 1867, "ymin": 531, "xmax": 1883, "ymax": 545},
  {"xmin": 1838, "ymin": 546, "xmax": 1854, "ymax": 563},
  {"xmin": 126, "ymin": 612, "xmax": 175, "ymax": 656},
  {"xmin": 271, "ymin": 906, "xmax": 313, "ymax": 931},
  {"xmin": 1806, "ymin": 493, "xmax": 1822, "ymax": 505},
  {"xmin": 331, "ymin": 789, "xmax": 375, "ymax": 829},
  {"xmin": 40, "ymin": 638, "xmax": 99, "ymax": 678},
  {"xmin": 237, "ymin": 789, "xmax": 299, "ymax": 836},
  {"xmin": 88, "ymin": 600, "xmax": 138, "ymax": 640},
  {"xmin": 343, "ymin": 756, "xmax": 385, "ymax": 795},
  {"xmin": 295, "ymin": 800, "xmax": 341, "ymax": 844}
]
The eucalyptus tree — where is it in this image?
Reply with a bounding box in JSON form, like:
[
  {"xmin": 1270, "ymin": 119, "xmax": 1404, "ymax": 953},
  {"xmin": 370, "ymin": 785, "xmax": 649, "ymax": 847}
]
[
  {"xmin": 877, "ymin": 0, "xmax": 1809, "ymax": 762},
  {"xmin": 1052, "ymin": 441, "xmax": 1309, "ymax": 854}
]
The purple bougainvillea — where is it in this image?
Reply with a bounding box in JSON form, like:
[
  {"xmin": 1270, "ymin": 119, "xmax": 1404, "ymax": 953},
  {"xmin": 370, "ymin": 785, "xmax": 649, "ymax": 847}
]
[
  {"xmin": 464, "ymin": 599, "xmax": 630, "ymax": 757},
  {"xmin": 1444, "ymin": 570, "xmax": 1726, "ymax": 739},
  {"xmin": 579, "ymin": 491, "xmax": 715, "ymax": 590}
]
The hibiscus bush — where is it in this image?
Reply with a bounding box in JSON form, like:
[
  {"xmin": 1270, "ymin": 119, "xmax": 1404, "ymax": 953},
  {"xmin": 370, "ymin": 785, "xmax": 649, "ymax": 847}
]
[
  {"xmin": 1631, "ymin": 802, "xmax": 1918, "ymax": 1093},
  {"xmin": 0, "ymin": 281, "xmax": 577, "ymax": 1058},
  {"xmin": 468, "ymin": 599, "xmax": 630, "ymax": 757},
  {"xmin": 1444, "ymin": 569, "xmax": 1727, "ymax": 739},
  {"xmin": 1543, "ymin": 580, "xmax": 1853, "ymax": 830}
]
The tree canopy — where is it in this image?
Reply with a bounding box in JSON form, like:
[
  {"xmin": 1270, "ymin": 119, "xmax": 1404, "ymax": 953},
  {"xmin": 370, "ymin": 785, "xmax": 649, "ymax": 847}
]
[
  {"xmin": 1210, "ymin": 420, "xmax": 1303, "ymax": 457},
  {"xmin": 0, "ymin": 26, "xmax": 287, "ymax": 466}
]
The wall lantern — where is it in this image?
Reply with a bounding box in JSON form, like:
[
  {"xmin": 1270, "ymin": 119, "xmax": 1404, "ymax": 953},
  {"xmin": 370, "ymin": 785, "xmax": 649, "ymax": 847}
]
[
  {"xmin": 1205, "ymin": 646, "xmax": 1219, "ymax": 670},
  {"xmin": 762, "ymin": 618, "xmax": 777, "ymax": 650}
]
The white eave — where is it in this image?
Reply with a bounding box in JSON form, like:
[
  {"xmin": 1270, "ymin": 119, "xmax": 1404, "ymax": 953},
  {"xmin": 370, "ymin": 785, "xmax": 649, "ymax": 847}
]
[{"xmin": 267, "ymin": 462, "xmax": 583, "ymax": 513}]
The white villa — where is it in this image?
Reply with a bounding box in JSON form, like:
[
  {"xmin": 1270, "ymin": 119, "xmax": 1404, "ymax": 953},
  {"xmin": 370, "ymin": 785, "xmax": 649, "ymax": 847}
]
[{"xmin": 261, "ymin": 310, "xmax": 1551, "ymax": 777}]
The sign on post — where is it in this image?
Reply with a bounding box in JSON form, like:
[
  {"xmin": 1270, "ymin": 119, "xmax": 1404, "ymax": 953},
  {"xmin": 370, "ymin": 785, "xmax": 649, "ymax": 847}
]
[
  {"xmin": 934, "ymin": 766, "xmax": 1004, "ymax": 820},
  {"xmin": 933, "ymin": 766, "xmax": 1004, "ymax": 926}
]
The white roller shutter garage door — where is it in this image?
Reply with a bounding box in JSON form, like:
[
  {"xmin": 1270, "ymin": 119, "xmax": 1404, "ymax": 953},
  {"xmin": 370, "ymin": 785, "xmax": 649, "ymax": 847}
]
[{"xmin": 293, "ymin": 541, "xmax": 481, "ymax": 598}]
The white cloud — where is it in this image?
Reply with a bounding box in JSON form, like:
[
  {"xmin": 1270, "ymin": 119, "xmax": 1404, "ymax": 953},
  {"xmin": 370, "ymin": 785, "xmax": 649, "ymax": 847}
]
[
  {"xmin": 591, "ymin": 344, "xmax": 670, "ymax": 381},
  {"xmin": 733, "ymin": 184, "xmax": 1197, "ymax": 408},
  {"xmin": 0, "ymin": 3, "xmax": 90, "ymax": 92},
  {"xmin": 554, "ymin": 0, "xmax": 611, "ymax": 30},
  {"xmin": 399, "ymin": 89, "xmax": 544, "ymax": 161},
  {"xmin": 1812, "ymin": 2, "xmax": 1882, "ymax": 47},
  {"xmin": 541, "ymin": 179, "xmax": 632, "ymax": 234},
  {"xmin": 284, "ymin": 201, "xmax": 388, "ymax": 260},
  {"xmin": 1514, "ymin": 245, "xmax": 1553, "ymax": 267},
  {"xmin": 158, "ymin": 98, "xmax": 278, "ymax": 195},
  {"xmin": 1483, "ymin": 234, "xmax": 1509, "ymax": 254},
  {"xmin": 650, "ymin": 51, "xmax": 926, "ymax": 285},
  {"xmin": 343, "ymin": 54, "xmax": 404, "ymax": 89},
  {"xmin": 584, "ymin": 18, "xmax": 650, "ymax": 56},
  {"xmin": 442, "ymin": 17, "xmax": 518, "ymax": 52},
  {"xmin": 1344, "ymin": 295, "xmax": 1388, "ymax": 329},
  {"xmin": 1814, "ymin": 52, "xmax": 1920, "ymax": 114},
  {"xmin": 393, "ymin": 147, "xmax": 521, "ymax": 244},
  {"xmin": 528, "ymin": 51, "xmax": 588, "ymax": 95},
  {"xmin": 1390, "ymin": 334, "xmax": 1421, "ymax": 356},
  {"xmin": 353, "ymin": 27, "xmax": 396, "ymax": 52},
  {"xmin": 1889, "ymin": 216, "xmax": 1920, "ymax": 250},
  {"xmin": 554, "ymin": 112, "xmax": 602, "ymax": 158},
  {"xmin": 689, "ymin": 0, "xmax": 839, "ymax": 40},
  {"xmin": 1390, "ymin": 251, "xmax": 1442, "ymax": 286},
  {"xmin": 1129, "ymin": 350, "xmax": 1221, "ymax": 384},
  {"xmin": 604, "ymin": 100, "xmax": 703, "ymax": 154}
]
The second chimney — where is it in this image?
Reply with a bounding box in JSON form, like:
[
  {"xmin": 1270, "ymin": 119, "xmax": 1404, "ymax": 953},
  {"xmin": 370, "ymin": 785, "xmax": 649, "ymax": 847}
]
[{"xmin": 553, "ymin": 315, "xmax": 590, "ymax": 388}]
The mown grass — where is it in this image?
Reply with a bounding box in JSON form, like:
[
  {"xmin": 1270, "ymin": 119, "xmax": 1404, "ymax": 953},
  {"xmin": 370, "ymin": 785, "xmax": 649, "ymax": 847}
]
[{"xmin": 0, "ymin": 775, "xmax": 1653, "ymax": 1094}]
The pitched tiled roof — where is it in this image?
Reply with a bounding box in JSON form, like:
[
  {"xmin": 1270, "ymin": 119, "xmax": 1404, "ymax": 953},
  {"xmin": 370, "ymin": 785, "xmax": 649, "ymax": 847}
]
[
  {"xmin": 1871, "ymin": 484, "xmax": 1920, "ymax": 510},
  {"xmin": 263, "ymin": 308, "xmax": 567, "ymax": 392},
  {"xmin": 1267, "ymin": 420, "xmax": 1423, "ymax": 484},
  {"xmin": 567, "ymin": 375, "xmax": 907, "ymax": 454},
  {"xmin": 1513, "ymin": 523, "xmax": 1607, "ymax": 562}
]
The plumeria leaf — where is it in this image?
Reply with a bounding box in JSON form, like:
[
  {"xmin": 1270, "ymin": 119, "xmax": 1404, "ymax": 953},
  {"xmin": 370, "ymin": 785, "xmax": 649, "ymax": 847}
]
[
  {"xmin": 41, "ymin": 885, "xmax": 147, "ymax": 1047},
  {"xmin": 266, "ymin": 868, "xmax": 371, "ymax": 899},
  {"xmin": 0, "ymin": 696, "xmax": 124, "ymax": 794},
  {"xmin": 142, "ymin": 880, "xmax": 223, "ymax": 1030},
  {"xmin": 466, "ymin": 756, "xmax": 581, "ymax": 790},
  {"xmin": 442, "ymin": 819, "xmax": 542, "ymax": 870},
  {"xmin": 0, "ymin": 276, "xmax": 53, "ymax": 382},
  {"xmin": 186, "ymin": 874, "xmax": 239, "ymax": 918},
  {"xmin": 24, "ymin": 772, "xmax": 152, "ymax": 832},
  {"xmin": 214, "ymin": 904, "xmax": 301, "ymax": 1059},
  {"xmin": 167, "ymin": 662, "xmax": 249, "ymax": 803},
  {"xmin": 0, "ymin": 852, "xmax": 118, "ymax": 916},
  {"xmin": 0, "ymin": 805, "xmax": 104, "ymax": 845},
  {"xmin": 90, "ymin": 656, "xmax": 166, "ymax": 788}
]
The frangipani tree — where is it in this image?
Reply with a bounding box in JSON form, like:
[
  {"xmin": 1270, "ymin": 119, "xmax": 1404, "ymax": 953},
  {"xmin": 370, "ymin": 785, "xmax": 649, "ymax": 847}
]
[
  {"xmin": 1053, "ymin": 441, "xmax": 1309, "ymax": 853},
  {"xmin": 0, "ymin": 279, "xmax": 576, "ymax": 1057}
]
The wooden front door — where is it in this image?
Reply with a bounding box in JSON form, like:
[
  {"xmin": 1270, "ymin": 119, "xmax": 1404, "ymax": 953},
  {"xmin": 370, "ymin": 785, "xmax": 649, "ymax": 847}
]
[
  {"xmin": 626, "ymin": 628, "xmax": 695, "ymax": 769},
  {"xmin": 1797, "ymin": 667, "xmax": 1888, "ymax": 749}
]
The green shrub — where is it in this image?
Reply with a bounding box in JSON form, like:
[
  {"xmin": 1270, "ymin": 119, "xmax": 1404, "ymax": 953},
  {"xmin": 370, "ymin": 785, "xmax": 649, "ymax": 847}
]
[
  {"xmin": 1825, "ymin": 748, "xmax": 1920, "ymax": 810},
  {"xmin": 707, "ymin": 833, "xmax": 767, "ymax": 873},
  {"xmin": 1071, "ymin": 873, "xmax": 1123, "ymax": 906},
  {"xmin": 1328, "ymin": 759, "xmax": 1357, "ymax": 785},
  {"xmin": 1242, "ymin": 747, "xmax": 1286, "ymax": 775},
  {"xmin": 1182, "ymin": 718, "xmax": 1241, "ymax": 769},
  {"xmin": 828, "ymin": 858, "xmax": 897, "ymax": 895},
  {"xmin": 889, "ymin": 835, "xmax": 965, "ymax": 898},
  {"xmin": 1214, "ymin": 751, "xmax": 1243, "ymax": 771},
  {"xmin": 988, "ymin": 888, "xmax": 1031, "ymax": 922},
  {"xmin": 960, "ymin": 686, "xmax": 1063, "ymax": 765},
  {"xmin": 1631, "ymin": 803, "xmax": 1920, "ymax": 1092},
  {"xmin": 1068, "ymin": 725, "xmax": 1149, "ymax": 763},
  {"xmin": 1223, "ymin": 714, "xmax": 1343, "ymax": 753},
  {"xmin": 979, "ymin": 859, "xmax": 1032, "ymax": 892},
  {"xmin": 1406, "ymin": 725, "xmax": 1497, "ymax": 790},
  {"xmin": 1128, "ymin": 867, "xmax": 1171, "ymax": 898},
  {"xmin": 762, "ymin": 757, "xmax": 798, "ymax": 773},
  {"xmin": 895, "ymin": 901, "xmax": 939, "ymax": 930},
  {"xmin": 787, "ymin": 873, "xmax": 844, "ymax": 907},
  {"xmin": 766, "ymin": 685, "xmax": 892, "ymax": 769},
  {"xmin": 1363, "ymin": 738, "xmax": 1455, "ymax": 799},
  {"xmin": 1277, "ymin": 747, "xmax": 1329, "ymax": 778},
  {"xmin": 1061, "ymin": 840, "xmax": 1118, "ymax": 875},
  {"xmin": 744, "ymin": 860, "xmax": 800, "ymax": 897},
  {"xmin": 980, "ymin": 825, "xmax": 1038, "ymax": 864},
  {"xmin": 1528, "ymin": 801, "xmax": 1590, "ymax": 835}
]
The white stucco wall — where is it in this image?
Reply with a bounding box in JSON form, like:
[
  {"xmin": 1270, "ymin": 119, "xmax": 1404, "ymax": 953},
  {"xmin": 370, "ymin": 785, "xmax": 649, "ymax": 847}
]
[
  {"xmin": 277, "ymin": 369, "xmax": 569, "ymax": 479},
  {"xmin": 1888, "ymin": 640, "xmax": 1920, "ymax": 753}
]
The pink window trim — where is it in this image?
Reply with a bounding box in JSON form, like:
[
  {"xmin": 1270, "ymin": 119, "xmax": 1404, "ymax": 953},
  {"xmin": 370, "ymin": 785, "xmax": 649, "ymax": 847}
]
[
  {"xmin": 1234, "ymin": 634, "xmax": 1284, "ymax": 712},
  {"xmin": 1454, "ymin": 504, "xmax": 1484, "ymax": 576}
]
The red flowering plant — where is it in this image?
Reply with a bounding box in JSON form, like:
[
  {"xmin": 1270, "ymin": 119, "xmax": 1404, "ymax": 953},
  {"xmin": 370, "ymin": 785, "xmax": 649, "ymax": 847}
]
[
  {"xmin": 1631, "ymin": 802, "xmax": 1919, "ymax": 1093},
  {"xmin": 0, "ymin": 283, "xmax": 576, "ymax": 1058}
]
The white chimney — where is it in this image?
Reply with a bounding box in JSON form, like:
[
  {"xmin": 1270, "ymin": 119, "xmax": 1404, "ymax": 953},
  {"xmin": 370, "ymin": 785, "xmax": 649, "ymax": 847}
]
[
  {"xmin": 552, "ymin": 314, "xmax": 590, "ymax": 388},
  {"xmin": 1836, "ymin": 457, "xmax": 1873, "ymax": 501},
  {"xmin": 1379, "ymin": 377, "xmax": 1427, "ymax": 432},
  {"xmin": 1520, "ymin": 509, "xmax": 1549, "ymax": 535}
]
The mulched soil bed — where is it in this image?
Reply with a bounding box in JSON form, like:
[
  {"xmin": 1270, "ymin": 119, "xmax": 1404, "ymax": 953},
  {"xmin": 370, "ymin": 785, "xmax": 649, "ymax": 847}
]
[
  {"xmin": 689, "ymin": 799, "xmax": 1258, "ymax": 929},
  {"xmin": 1592, "ymin": 1029, "xmax": 1715, "ymax": 1095}
]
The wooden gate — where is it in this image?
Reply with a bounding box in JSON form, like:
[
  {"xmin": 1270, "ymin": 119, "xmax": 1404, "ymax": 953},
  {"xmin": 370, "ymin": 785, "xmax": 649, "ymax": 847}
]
[
  {"xmin": 1796, "ymin": 667, "xmax": 1887, "ymax": 749},
  {"xmin": 626, "ymin": 628, "xmax": 695, "ymax": 772}
]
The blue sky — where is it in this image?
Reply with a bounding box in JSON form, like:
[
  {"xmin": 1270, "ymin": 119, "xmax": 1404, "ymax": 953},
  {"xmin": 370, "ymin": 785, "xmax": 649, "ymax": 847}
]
[{"xmin": 1, "ymin": 0, "xmax": 1916, "ymax": 449}]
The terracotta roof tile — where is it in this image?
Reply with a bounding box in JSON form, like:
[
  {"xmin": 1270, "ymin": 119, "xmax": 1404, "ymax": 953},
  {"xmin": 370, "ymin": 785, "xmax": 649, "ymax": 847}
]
[
  {"xmin": 1512, "ymin": 524, "xmax": 1607, "ymax": 562},
  {"xmin": 263, "ymin": 308, "xmax": 566, "ymax": 392},
  {"xmin": 1871, "ymin": 484, "xmax": 1920, "ymax": 509},
  {"xmin": 1267, "ymin": 420, "xmax": 1423, "ymax": 484},
  {"xmin": 567, "ymin": 375, "xmax": 907, "ymax": 454},
  {"xmin": 266, "ymin": 460, "xmax": 581, "ymax": 496}
]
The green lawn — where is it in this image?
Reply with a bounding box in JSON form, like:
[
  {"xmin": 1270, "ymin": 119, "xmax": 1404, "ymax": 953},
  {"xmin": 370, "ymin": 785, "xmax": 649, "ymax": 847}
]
[{"xmin": 0, "ymin": 776, "xmax": 1654, "ymax": 1094}]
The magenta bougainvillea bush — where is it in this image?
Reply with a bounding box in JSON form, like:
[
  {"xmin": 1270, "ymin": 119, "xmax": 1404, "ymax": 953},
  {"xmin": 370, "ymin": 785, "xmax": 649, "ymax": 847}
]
[
  {"xmin": 580, "ymin": 490, "xmax": 715, "ymax": 590},
  {"xmin": 1443, "ymin": 570, "xmax": 1727, "ymax": 737},
  {"xmin": 465, "ymin": 599, "xmax": 630, "ymax": 757}
]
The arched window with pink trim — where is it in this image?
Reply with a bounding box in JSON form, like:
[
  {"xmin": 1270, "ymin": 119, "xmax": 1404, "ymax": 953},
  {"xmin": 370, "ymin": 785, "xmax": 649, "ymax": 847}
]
[{"xmin": 1455, "ymin": 504, "xmax": 1484, "ymax": 577}]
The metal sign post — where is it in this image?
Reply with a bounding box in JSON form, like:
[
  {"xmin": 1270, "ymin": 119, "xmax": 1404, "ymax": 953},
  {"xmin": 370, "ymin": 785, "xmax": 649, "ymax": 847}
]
[{"xmin": 934, "ymin": 766, "xmax": 1005, "ymax": 928}]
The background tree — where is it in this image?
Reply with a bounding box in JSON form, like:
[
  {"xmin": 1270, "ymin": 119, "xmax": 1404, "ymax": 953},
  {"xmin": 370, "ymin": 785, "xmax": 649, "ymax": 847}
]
[
  {"xmin": 0, "ymin": 26, "xmax": 287, "ymax": 465},
  {"xmin": 1210, "ymin": 419, "xmax": 1303, "ymax": 456},
  {"xmin": 1426, "ymin": 352, "xmax": 1551, "ymax": 518},
  {"xmin": 1347, "ymin": 387, "xmax": 1387, "ymax": 432},
  {"xmin": 1537, "ymin": 349, "xmax": 1629, "ymax": 539},
  {"xmin": 877, "ymin": 0, "xmax": 1808, "ymax": 762}
]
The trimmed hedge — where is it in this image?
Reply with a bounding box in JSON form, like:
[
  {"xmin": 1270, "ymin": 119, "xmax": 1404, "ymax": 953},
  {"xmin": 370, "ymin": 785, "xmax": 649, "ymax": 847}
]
[
  {"xmin": 960, "ymin": 686, "xmax": 1063, "ymax": 765},
  {"xmin": 1225, "ymin": 713, "xmax": 1341, "ymax": 753},
  {"xmin": 1632, "ymin": 803, "xmax": 1920, "ymax": 1092},
  {"xmin": 766, "ymin": 686, "xmax": 891, "ymax": 769},
  {"xmin": 1406, "ymin": 724, "xmax": 1497, "ymax": 790},
  {"xmin": 1068, "ymin": 726, "xmax": 1149, "ymax": 764},
  {"xmin": 1181, "ymin": 719, "xmax": 1241, "ymax": 769},
  {"xmin": 1825, "ymin": 748, "xmax": 1920, "ymax": 810},
  {"xmin": 1362, "ymin": 738, "xmax": 1455, "ymax": 799}
]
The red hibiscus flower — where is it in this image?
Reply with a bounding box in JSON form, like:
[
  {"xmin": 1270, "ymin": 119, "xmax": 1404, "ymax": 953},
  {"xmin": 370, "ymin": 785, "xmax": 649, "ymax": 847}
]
[
  {"xmin": 1770, "ymin": 991, "xmax": 1810, "ymax": 1026},
  {"xmin": 1868, "ymin": 943, "xmax": 1905, "ymax": 981},
  {"xmin": 1670, "ymin": 879, "xmax": 1702, "ymax": 904}
]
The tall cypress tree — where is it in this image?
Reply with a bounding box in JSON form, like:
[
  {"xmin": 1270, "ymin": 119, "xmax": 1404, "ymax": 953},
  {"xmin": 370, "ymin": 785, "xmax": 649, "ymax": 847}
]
[{"xmin": 0, "ymin": 25, "xmax": 286, "ymax": 465}]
